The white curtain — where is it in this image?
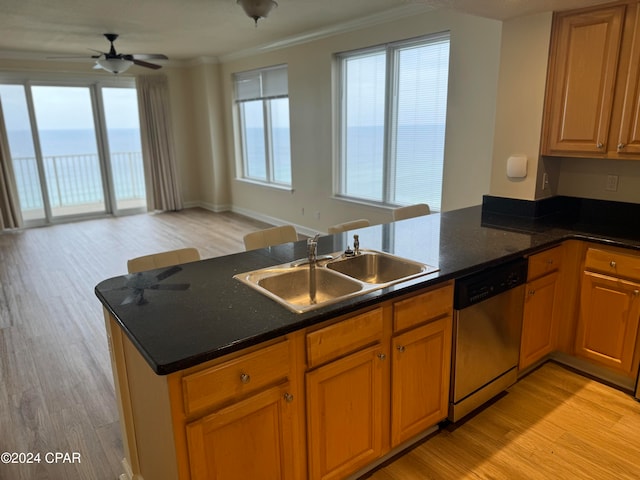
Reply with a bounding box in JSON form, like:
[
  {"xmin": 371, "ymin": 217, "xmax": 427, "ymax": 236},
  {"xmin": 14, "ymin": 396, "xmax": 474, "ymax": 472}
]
[
  {"xmin": 0, "ymin": 99, "xmax": 23, "ymax": 230},
  {"xmin": 136, "ymin": 75, "xmax": 183, "ymax": 212}
]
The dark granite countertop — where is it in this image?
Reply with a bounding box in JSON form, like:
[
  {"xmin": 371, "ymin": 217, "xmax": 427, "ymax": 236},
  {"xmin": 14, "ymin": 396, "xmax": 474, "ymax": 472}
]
[{"xmin": 95, "ymin": 203, "xmax": 640, "ymax": 375}]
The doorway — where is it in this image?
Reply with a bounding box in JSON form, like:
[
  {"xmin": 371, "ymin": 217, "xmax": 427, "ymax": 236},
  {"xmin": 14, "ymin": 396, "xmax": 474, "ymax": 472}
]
[{"xmin": 0, "ymin": 80, "xmax": 146, "ymax": 226}]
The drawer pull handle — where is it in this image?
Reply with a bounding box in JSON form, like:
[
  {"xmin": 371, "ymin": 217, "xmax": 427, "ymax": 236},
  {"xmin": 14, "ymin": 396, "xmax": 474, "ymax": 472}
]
[
  {"xmin": 377, "ymin": 353, "xmax": 386, "ymax": 361},
  {"xmin": 546, "ymin": 259, "xmax": 554, "ymax": 265},
  {"xmin": 529, "ymin": 290, "xmax": 536, "ymax": 296},
  {"xmin": 397, "ymin": 345, "xmax": 406, "ymax": 353},
  {"xmin": 240, "ymin": 373, "xmax": 251, "ymax": 384},
  {"xmin": 618, "ymin": 143, "xmax": 626, "ymax": 150},
  {"xmin": 284, "ymin": 393, "xmax": 294, "ymax": 403},
  {"xmin": 597, "ymin": 142, "xmax": 604, "ymax": 149},
  {"xmin": 610, "ymin": 261, "xmax": 617, "ymax": 268},
  {"xmin": 634, "ymin": 290, "xmax": 639, "ymax": 296}
]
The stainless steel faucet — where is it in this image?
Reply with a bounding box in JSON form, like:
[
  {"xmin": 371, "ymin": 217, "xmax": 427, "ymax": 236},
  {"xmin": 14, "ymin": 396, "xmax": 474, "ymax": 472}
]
[{"xmin": 308, "ymin": 233, "xmax": 320, "ymax": 304}]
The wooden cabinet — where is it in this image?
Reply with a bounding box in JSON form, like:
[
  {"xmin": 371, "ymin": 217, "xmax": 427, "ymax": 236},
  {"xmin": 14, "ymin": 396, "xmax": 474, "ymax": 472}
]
[
  {"xmin": 306, "ymin": 345, "xmax": 386, "ymax": 480},
  {"xmin": 575, "ymin": 247, "xmax": 640, "ymax": 376},
  {"xmin": 541, "ymin": 1, "xmax": 640, "ymax": 158},
  {"xmin": 305, "ymin": 307, "xmax": 388, "ymax": 480},
  {"xmin": 186, "ymin": 383, "xmax": 296, "ymax": 480},
  {"xmin": 180, "ymin": 340, "xmax": 301, "ymax": 480},
  {"xmin": 390, "ymin": 283, "xmax": 453, "ymax": 447},
  {"xmin": 105, "ymin": 282, "xmax": 455, "ymax": 480},
  {"xmin": 519, "ymin": 246, "xmax": 563, "ymax": 370}
]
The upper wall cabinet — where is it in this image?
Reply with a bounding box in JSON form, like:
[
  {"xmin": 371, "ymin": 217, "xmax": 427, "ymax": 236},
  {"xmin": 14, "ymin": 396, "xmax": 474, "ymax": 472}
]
[{"xmin": 542, "ymin": 1, "xmax": 640, "ymax": 159}]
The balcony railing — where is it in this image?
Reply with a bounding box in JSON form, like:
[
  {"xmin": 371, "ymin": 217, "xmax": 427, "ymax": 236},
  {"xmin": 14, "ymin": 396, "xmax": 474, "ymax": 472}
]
[{"xmin": 11, "ymin": 152, "xmax": 146, "ymax": 211}]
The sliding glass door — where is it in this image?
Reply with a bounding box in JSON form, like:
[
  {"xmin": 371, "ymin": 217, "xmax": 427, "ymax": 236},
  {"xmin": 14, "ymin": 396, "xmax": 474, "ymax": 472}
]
[
  {"xmin": 102, "ymin": 87, "xmax": 146, "ymax": 212},
  {"xmin": 32, "ymin": 85, "xmax": 107, "ymax": 218},
  {"xmin": 0, "ymin": 80, "xmax": 145, "ymax": 226}
]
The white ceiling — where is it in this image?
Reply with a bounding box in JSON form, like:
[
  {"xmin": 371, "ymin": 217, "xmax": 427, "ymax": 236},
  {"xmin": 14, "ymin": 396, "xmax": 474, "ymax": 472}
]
[{"xmin": 0, "ymin": 0, "xmax": 612, "ymax": 64}]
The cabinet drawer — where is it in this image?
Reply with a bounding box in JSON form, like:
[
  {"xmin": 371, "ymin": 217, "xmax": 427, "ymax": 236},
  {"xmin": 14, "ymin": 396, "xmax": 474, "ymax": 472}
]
[
  {"xmin": 528, "ymin": 246, "xmax": 563, "ymax": 281},
  {"xmin": 585, "ymin": 248, "xmax": 640, "ymax": 281},
  {"xmin": 306, "ymin": 307, "xmax": 383, "ymax": 368},
  {"xmin": 182, "ymin": 340, "xmax": 290, "ymax": 416},
  {"xmin": 393, "ymin": 283, "xmax": 453, "ymax": 332}
]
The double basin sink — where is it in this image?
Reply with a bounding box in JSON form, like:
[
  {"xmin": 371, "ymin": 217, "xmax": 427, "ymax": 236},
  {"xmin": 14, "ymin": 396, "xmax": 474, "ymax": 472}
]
[{"xmin": 234, "ymin": 249, "xmax": 439, "ymax": 313}]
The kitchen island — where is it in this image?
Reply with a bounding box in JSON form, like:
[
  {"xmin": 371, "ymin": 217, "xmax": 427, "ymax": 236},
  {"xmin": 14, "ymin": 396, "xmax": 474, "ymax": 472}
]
[{"xmin": 95, "ymin": 198, "xmax": 640, "ymax": 480}]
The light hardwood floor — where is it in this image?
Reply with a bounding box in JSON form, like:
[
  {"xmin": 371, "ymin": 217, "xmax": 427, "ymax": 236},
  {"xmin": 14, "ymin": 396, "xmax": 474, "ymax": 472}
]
[
  {"xmin": 0, "ymin": 209, "xmax": 271, "ymax": 480},
  {"xmin": 370, "ymin": 362, "xmax": 640, "ymax": 479},
  {"xmin": 1, "ymin": 209, "xmax": 639, "ymax": 480}
]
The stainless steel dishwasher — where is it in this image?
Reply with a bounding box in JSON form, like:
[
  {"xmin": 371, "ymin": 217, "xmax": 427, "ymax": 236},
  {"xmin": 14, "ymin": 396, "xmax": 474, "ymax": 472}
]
[{"xmin": 449, "ymin": 258, "xmax": 527, "ymax": 422}]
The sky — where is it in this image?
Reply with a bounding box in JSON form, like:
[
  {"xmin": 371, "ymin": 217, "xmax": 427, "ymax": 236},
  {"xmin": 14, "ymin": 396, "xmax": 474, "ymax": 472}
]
[{"xmin": 0, "ymin": 84, "xmax": 140, "ymax": 131}]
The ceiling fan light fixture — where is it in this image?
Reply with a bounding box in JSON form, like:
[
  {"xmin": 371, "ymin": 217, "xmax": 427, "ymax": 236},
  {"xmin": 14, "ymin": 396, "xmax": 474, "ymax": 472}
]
[
  {"xmin": 96, "ymin": 57, "xmax": 134, "ymax": 74},
  {"xmin": 237, "ymin": 0, "xmax": 278, "ymax": 26}
]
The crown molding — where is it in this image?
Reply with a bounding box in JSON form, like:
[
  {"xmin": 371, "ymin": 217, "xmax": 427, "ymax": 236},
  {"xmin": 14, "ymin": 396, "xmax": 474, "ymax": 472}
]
[
  {"xmin": 219, "ymin": 3, "xmax": 437, "ymax": 62},
  {"xmin": 0, "ymin": 4, "xmax": 436, "ymax": 69}
]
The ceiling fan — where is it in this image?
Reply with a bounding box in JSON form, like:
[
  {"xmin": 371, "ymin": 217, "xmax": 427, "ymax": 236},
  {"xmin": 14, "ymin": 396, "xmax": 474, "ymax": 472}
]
[{"xmin": 51, "ymin": 33, "xmax": 168, "ymax": 74}]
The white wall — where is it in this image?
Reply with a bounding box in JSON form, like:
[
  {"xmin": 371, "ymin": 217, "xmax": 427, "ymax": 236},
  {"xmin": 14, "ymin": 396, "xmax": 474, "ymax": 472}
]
[
  {"xmin": 490, "ymin": 13, "xmax": 553, "ymax": 201},
  {"xmin": 220, "ymin": 10, "xmax": 502, "ymax": 232}
]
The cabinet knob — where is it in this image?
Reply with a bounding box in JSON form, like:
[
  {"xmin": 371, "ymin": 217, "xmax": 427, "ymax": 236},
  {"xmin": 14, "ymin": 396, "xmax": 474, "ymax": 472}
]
[
  {"xmin": 610, "ymin": 260, "xmax": 617, "ymax": 268},
  {"xmin": 546, "ymin": 259, "xmax": 554, "ymax": 265},
  {"xmin": 529, "ymin": 290, "xmax": 536, "ymax": 296},
  {"xmin": 240, "ymin": 373, "xmax": 251, "ymax": 384},
  {"xmin": 618, "ymin": 143, "xmax": 626, "ymax": 150},
  {"xmin": 377, "ymin": 353, "xmax": 386, "ymax": 361},
  {"xmin": 634, "ymin": 290, "xmax": 639, "ymax": 296},
  {"xmin": 397, "ymin": 345, "xmax": 406, "ymax": 353},
  {"xmin": 596, "ymin": 142, "xmax": 604, "ymax": 149},
  {"xmin": 284, "ymin": 393, "xmax": 294, "ymax": 403}
]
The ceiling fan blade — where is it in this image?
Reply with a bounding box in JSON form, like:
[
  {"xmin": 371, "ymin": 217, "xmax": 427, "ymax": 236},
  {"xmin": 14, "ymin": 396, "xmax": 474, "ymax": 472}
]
[
  {"xmin": 131, "ymin": 53, "xmax": 168, "ymax": 60},
  {"xmin": 131, "ymin": 58, "xmax": 163, "ymax": 70},
  {"xmin": 47, "ymin": 55, "xmax": 99, "ymax": 59}
]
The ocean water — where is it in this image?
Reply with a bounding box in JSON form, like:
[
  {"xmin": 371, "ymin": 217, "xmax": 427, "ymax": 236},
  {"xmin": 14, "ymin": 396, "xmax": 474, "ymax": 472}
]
[
  {"xmin": 7, "ymin": 128, "xmax": 141, "ymax": 158},
  {"xmin": 243, "ymin": 124, "xmax": 445, "ymax": 210}
]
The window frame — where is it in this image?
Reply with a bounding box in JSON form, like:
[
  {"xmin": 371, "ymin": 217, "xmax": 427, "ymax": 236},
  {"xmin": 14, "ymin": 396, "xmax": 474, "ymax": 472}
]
[
  {"xmin": 334, "ymin": 32, "xmax": 450, "ymax": 210},
  {"xmin": 234, "ymin": 65, "xmax": 292, "ymax": 188}
]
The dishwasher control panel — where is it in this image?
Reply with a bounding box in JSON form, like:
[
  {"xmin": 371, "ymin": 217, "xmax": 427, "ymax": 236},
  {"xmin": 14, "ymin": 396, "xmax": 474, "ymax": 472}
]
[{"xmin": 454, "ymin": 257, "xmax": 528, "ymax": 309}]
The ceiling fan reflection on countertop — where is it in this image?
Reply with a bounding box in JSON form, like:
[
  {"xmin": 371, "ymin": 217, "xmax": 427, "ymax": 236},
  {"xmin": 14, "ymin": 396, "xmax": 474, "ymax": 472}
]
[{"xmin": 48, "ymin": 33, "xmax": 168, "ymax": 74}]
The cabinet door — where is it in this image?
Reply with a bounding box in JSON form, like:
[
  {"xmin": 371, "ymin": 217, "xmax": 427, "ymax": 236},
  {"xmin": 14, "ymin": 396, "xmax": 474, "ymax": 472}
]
[
  {"xmin": 519, "ymin": 272, "xmax": 559, "ymax": 370},
  {"xmin": 575, "ymin": 271, "xmax": 640, "ymax": 376},
  {"xmin": 618, "ymin": 4, "xmax": 640, "ymax": 155},
  {"xmin": 391, "ymin": 316, "xmax": 452, "ymax": 447},
  {"xmin": 186, "ymin": 383, "xmax": 297, "ymax": 480},
  {"xmin": 306, "ymin": 344, "xmax": 385, "ymax": 480},
  {"xmin": 543, "ymin": 5, "xmax": 625, "ymax": 155}
]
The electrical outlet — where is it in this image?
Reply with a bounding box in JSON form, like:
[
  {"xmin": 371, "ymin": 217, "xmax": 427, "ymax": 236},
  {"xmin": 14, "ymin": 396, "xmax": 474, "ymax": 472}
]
[
  {"xmin": 542, "ymin": 172, "xmax": 549, "ymax": 190},
  {"xmin": 606, "ymin": 174, "xmax": 619, "ymax": 192}
]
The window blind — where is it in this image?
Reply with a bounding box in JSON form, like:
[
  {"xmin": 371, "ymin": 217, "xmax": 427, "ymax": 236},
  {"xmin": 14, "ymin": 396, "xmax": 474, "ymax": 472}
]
[{"xmin": 234, "ymin": 65, "xmax": 288, "ymax": 102}]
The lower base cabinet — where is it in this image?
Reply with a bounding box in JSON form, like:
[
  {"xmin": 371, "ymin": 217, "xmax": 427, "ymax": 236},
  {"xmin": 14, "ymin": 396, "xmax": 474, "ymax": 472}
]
[
  {"xmin": 575, "ymin": 271, "xmax": 640, "ymax": 375},
  {"xmin": 391, "ymin": 316, "xmax": 452, "ymax": 446},
  {"xmin": 186, "ymin": 383, "xmax": 297, "ymax": 480},
  {"xmin": 306, "ymin": 345, "xmax": 386, "ymax": 480},
  {"xmin": 519, "ymin": 271, "xmax": 559, "ymax": 370}
]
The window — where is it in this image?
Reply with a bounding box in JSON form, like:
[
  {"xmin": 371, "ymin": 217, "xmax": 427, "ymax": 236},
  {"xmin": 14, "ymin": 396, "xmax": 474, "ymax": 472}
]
[
  {"xmin": 234, "ymin": 65, "xmax": 291, "ymax": 186},
  {"xmin": 0, "ymin": 79, "xmax": 145, "ymax": 226},
  {"xmin": 336, "ymin": 33, "xmax": 450, "ymax": 211}
]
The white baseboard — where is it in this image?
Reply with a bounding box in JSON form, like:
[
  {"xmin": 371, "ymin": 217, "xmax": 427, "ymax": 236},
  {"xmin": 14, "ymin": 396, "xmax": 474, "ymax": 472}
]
[
  {"xmin": 230, "ymin": 205, "xmax": 320, "ymax": 237},
  {"xmin": 183, "ymin": 201, "xmax": 231, "ymax": 213}
]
